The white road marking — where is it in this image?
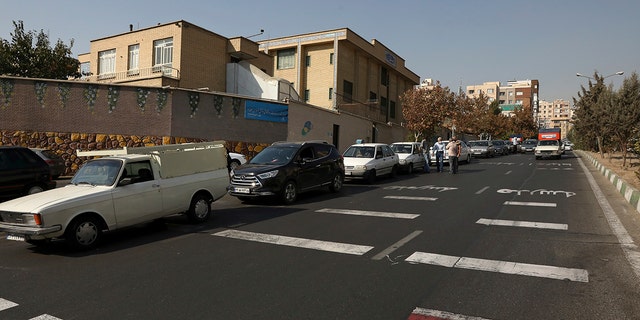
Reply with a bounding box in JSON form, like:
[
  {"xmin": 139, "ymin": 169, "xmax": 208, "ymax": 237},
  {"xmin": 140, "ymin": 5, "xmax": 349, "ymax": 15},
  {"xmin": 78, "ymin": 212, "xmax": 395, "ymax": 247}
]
[
  {"xmin": 316, "ymin": 208, "xmax": 419, "ymax": 219},
  {"xmin": 0, "ymin": 298, "xmax": 18, "ymax": 311},
  {"xmin": 411, "ymin": 307, "xmax": 493, "ymax": 320},
  {"xmin": 577, "ymin": 156, "xmax": 640, "ymax": 279},
  {"xmin": 372, "ymin": 230, "xmax": 423, "ymax": 261},
  {"xmin": 505, "ymin": 170, "xmax": 512, "ymax": 175},
  {"xmin": 30, "ymin": 315, "xmax": 63, "ymax": 320},
  {"xmin": 476, "ymin": 218, "xmax": 568, "ymax": 230},
  {"xmin": 406, "ymin": 252, "xmax": 589, "ymax": 282},
  {"xmin": 504, "ymin": 201, "xmax": 557, "ymax": 207},
  {"xmin": 383, "ymin": 195, "xmax": 437, "ymax": 201},
  {"xmin": 475, "ymin": 186, "xmax": 490, "ymax": 194},
  {"xmin": 212, "ymin": 230, "xmax": 374, "ymax": 255}
]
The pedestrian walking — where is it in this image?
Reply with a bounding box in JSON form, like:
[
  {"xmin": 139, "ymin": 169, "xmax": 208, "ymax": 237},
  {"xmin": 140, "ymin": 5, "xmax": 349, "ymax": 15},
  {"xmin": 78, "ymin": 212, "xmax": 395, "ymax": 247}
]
[
  {"xmin": 432, "ymin": 137, "xmax": 446, "ymax": 172},
  {"xmin": 446, "ymin": 136, "xmax": 461, "ymax": 174},
  {"xmin": 420, "ymin": 137, "xmax": 431, "ymax": 173}
]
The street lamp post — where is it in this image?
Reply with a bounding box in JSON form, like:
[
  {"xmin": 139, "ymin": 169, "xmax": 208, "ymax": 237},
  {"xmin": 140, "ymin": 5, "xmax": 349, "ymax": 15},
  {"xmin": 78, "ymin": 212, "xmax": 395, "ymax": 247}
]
[{"xmin": 576, "ymin": 71, "xmax": 624, "ymax": 81}]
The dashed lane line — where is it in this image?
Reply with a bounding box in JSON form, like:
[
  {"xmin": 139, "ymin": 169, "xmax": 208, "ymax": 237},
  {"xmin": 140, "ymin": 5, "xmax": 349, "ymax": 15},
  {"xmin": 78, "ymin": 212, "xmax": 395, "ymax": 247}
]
[
  {"xmin": 212, "ymin": 229, "xmax": 374, "ymax": 255},
  {"xmin": 504, "ymin": 201, "xmax": 557, "ymax": 207},
  {"xmin": 316, "ymin": 208, "xmax": 420, "ymax": 219},
  {"xmin": 476, "ymin": 218, "xmax": 568, "ymax": 230},
  {"xmin": 405, "ymin": 252, "xmax": 589, "ymax": 282},
  {"xmin": 30, "ymin": 315, "xmax": 62, "ymax": 320},
  {"xmin": 384, "ymin": 195, "xmax": 438, "ymax": 201},
  {"xmin": 372, "ymin": 230, "xmax": 423, "ymax": 261}
]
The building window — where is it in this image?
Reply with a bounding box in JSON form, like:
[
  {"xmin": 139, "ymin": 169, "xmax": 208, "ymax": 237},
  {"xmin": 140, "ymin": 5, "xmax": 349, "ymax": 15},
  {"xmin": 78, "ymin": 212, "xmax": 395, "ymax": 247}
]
[
  {"xmin": 128, "ymin": 44, "xmax": 140, "ymax": 74},
  {"xmin": 329, "ymin": 53, "xmax": 334, "ymax": 64},
  {"xmin": 389, "ymin": 100, "xmax": 396, "ymax": 119},
  {"xmin": 380, "ymin": 96, "xmax": 388, "ymax": 115},
  {"xmin": 468, "ymin": 89, "xmax": 475, "ymax": 94},
  {"xmin": 381, "ymin": 67, "xmax": 389, "ymax": 86},
  {"xmin": 153, "ymin": 38, "xmax": 173, "ymax": 73},
  {"xmin": 487, "ymin": 89, "xmax": 494, "ymax": 94},
  {"xmin": 499, "ymin": 92, "xmax": 505, "ymax": 96},
  {"xmin": 329, "ymin": 88, "xmax": 333, "ymax": 100},
  {"xmin": 98, "ymin": 49, "xmax": 116, "ymax": 78},
  {"xmin": 516, "ymin": 91, "xmax": 523, "ymax": 96},
  {"xmin": 343, "ymin": 80, "xmax": 353, "ymax": 103},
  {"xmin": 369, "ymin": 91, "xmax": 377, "ymax": 103},
  {"xmin": 306, "ymin": 55, "xmax": 311, "ymax": 67},
  {"xmin": 80, "ymin": 62, "xmax": 91, "ymax": 77},
  {"xmin": 304, "ymin": 89, "xmax": 310, "ymax": 102},
  {"xmin": 277, "ymin": 48, "xmax": 295, "ymax": 69}
]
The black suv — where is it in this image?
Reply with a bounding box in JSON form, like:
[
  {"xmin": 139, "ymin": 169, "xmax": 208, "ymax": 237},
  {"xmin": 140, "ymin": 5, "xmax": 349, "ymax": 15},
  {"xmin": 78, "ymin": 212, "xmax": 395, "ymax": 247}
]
[
  {"xmin": 227, "ymin": 141, "xmax": 344, "ymax": 204},
  {"xmin": 0, "ymin": 146, "xmax": 56, "ymax": 201}
]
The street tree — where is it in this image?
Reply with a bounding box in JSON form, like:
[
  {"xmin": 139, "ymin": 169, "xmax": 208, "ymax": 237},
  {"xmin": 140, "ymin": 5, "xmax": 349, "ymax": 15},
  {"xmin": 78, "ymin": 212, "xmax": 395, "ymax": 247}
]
[
  {"xmin": 400, "ymin": 82, "xmax": 455, "ymax": 141},
  {"xmin": 573, "ymin": 72, "xmax": 611, "ymax": 156},
  {"xmin": 0, "ymin": 20, "xmax": 80, "ymax": 79},
  {"xmin": 610, "ymin": 72, "xmax": 640, "ymax": 166},
  {"xmin": 508, "ymin": 104, "xmax": 537, "ymax": 139}
]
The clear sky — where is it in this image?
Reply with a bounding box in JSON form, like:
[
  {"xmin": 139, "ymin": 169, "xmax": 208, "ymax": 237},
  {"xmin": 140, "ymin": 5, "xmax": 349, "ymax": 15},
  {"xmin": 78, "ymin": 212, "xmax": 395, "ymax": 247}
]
[{"xmin": 1, "ymin": 0, "xmax": 638, "ymax": 103}]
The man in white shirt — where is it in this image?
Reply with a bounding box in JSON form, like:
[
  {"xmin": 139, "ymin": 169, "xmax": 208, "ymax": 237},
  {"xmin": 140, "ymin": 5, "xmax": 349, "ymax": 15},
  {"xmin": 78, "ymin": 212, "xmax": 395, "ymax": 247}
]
[{"xmin": 432, "ymin": 137, "xmax": 446, "ymax": 173}]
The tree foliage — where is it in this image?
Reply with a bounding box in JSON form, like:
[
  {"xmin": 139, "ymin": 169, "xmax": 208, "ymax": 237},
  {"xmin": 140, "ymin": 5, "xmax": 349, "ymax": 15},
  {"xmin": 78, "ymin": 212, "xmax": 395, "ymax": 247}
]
[
  {"xmin": 399, "ymin": 82, "xmax": 455, "ymax": 141},
  {"xmin": 573, "ymin": 72, "xmax": 640, "ymax": 166},
  {"xmin": 0, "ymin": 20, "xmax": 80, "ymax": 79}
]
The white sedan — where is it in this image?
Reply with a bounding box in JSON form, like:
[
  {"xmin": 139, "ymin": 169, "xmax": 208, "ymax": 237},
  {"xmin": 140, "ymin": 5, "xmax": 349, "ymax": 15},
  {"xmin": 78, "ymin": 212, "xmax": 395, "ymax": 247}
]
[{"xmin": 343, "ymin": 143, "xmax": 399, "ymax": 184}]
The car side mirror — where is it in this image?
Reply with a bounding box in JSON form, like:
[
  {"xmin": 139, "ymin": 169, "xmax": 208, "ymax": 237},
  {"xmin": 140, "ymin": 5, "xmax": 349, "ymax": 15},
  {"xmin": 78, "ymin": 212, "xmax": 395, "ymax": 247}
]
[{"xmin": 118, "ymin": 177, "xmax": 133, "ymax": 186}]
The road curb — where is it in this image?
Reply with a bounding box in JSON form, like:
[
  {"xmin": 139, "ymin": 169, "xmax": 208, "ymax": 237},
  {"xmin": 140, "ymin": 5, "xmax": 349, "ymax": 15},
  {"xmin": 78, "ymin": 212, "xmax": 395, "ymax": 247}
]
[{"xmin": 576, "ymin": 150, "xmax": 640, "ymax": 215}]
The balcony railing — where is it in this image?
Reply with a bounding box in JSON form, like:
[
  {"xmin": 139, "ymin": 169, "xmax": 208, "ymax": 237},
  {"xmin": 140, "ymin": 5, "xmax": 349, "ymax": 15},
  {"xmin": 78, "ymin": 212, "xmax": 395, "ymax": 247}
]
[{"xmin": 79, "ymin": 65, "xmax": 180, "ymax": 83}]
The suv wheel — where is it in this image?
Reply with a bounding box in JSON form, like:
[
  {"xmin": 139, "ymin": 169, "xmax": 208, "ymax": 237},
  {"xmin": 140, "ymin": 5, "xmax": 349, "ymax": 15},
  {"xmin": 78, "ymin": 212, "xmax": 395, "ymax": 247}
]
[
  {"xmin": 27, "ymin": 185, "xmax": 44, "ymax": 194},
  {"xmin": 281, "ymin": 180, "xmax": 298, "ymax": 204},
  {"xmin": 329, "ymin": 173, "xmax": 343, "ymax": 193}
]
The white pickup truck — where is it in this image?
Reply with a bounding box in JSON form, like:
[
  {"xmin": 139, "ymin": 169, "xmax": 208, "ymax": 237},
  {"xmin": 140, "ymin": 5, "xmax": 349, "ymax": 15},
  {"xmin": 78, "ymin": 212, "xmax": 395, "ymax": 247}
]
[{"xmin": 0, "ymin": 141, "xmax": 229, "ymax": 249}]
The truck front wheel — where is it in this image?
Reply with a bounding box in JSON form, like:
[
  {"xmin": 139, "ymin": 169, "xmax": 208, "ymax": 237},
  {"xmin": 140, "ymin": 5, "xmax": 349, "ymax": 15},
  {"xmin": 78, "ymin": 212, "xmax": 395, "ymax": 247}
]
[
  {"xmin": 65, "ymin": 215, "xmax": 102, "ymax": 250},
  {"xmin": 187, "ymin": 194, "xmax": 212, "ymax": 223}
]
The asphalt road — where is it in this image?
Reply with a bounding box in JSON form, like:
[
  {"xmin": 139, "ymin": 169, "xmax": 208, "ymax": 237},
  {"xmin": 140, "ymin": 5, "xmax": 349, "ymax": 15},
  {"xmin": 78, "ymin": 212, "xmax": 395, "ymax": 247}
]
[{"xmin": 2, "ymin": 151, "xmax": 640, "ymax": 320}]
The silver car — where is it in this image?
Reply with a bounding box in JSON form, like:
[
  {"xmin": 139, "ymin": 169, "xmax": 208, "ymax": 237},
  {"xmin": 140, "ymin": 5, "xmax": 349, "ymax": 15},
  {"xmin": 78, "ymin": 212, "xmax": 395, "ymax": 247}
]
[{"xmin": 468, "ymin": 140, "xmax": 495, "ymax": 158}]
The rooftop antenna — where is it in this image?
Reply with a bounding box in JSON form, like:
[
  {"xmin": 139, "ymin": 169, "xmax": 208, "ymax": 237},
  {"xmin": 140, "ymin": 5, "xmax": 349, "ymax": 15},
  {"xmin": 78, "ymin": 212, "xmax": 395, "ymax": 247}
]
[{"xmin": 246, "ymin": 29, "xmax": 264, "ymax": 39}]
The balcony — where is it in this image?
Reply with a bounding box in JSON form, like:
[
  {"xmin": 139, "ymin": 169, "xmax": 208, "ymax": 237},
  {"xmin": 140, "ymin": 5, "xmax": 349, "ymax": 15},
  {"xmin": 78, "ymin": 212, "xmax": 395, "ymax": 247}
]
[{"xmin": 80, "ymin": 65, "xmax": 180, "ymax": 83}]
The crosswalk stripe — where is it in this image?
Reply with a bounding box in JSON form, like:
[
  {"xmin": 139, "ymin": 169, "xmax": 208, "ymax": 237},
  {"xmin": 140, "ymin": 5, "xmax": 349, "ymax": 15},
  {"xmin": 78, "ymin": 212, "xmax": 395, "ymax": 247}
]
[
  {"xmin": 405, "ymin": 252, "xmax": 589, "ymax": 282},
  {"xmin": 384, "ymin": 195, "xmax": 437, "ymax": 201},
  {"xmin": 212, "ymin": 229, "xmax": 374, "ymax": 255},
  {"xmin": 504, "ymin": 201, "xmax": 556, "ymax": 207},
  {"xmin": 409, "ymin": 307, "xmax": 493, "ymax": 320},
  {"xmin": 0, "ymin": 298, "xmax": 18, "ymax": 311},
  {"xmin": 316, "ymin": 208, "xmax": 419, "ymax": 219},
  {"xmin": 476, "ymin": 218, "xmax": 568, "ymax": 230},
  {"xmin": 30, "ymin": 315, "xmax": 63, "ymax": 320}
]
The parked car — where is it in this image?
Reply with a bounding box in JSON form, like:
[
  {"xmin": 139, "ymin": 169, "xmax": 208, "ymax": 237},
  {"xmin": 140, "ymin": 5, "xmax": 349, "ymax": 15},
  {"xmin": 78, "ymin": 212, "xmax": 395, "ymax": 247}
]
[
  {"xmin": 228, "ymin": 152, "xmax": 247, "ymax": 170},
  {"xmin": 30, "ymin": 148, "xmax": 66, "ymax": 179},
  {"xmin": 520, "ymin": 139, "xmax": 538, "ymax": 153},
  {"xmin": 227, "ymin": 141, "xmax": 344, "ymax": 204},
  {"xmin": 492, "ymin": 140, "xmax": 508, "ymax": 155},
  {"xmin": 390, "ymin": 142, "xmax": 427, "ymax": 174},
  {"xmin": 343, "ymin": 143, "xmax": 399, "ymax": 184},
  {"xmin": 0, "ymin": 146, "xmax": 56, "ymax": 201},
  {"xmin": 429, "ymin": 140, "xmax": 472, "ymax": 164},
  {"xmin": 468, "ymin": 140, "xmax": 495, "ymax": 158}
]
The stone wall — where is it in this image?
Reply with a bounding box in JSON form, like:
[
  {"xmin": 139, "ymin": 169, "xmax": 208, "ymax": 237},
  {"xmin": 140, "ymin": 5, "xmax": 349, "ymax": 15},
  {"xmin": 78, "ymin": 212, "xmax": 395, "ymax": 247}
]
[{"xmin": 0, "ymin": 130, "xmax": 270, "ymax": 177}]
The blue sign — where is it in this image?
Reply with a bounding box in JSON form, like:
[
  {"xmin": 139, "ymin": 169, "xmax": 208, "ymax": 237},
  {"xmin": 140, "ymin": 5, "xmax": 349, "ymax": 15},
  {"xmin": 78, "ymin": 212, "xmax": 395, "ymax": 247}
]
[{"xmin": 245, "ymin": 100, "xmax": 288, "ymax": 123}]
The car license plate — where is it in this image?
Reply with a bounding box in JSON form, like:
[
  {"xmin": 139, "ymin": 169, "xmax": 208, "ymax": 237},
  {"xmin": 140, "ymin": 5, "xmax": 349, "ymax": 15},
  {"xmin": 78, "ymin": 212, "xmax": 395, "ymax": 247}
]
[
  {"xmin": 345, "ymin": 172, "xmax": 351, "ymax": 176},
  {"xmin": 234, "ymin": 187, "xmax": 250, "ymax": 194},
  {"xmin": 7, "ymin": 234, "xmax": 26, "ymax": 242}
]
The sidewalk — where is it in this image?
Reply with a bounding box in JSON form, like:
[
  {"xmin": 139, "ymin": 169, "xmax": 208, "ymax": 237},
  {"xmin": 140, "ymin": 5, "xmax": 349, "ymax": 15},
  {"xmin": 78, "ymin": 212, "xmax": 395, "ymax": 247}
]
[{"xmin": 577, "ymin": 150, "xmax": 640, "ymax": 215}]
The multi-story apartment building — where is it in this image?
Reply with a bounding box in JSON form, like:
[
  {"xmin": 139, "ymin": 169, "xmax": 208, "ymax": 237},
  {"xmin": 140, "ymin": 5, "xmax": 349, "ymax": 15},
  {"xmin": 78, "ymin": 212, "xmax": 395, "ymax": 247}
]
[
  {"xmin": 466, "ymin": 79, "xmax": 539, "ymax": 116},
  {"xmin": 78, "ymin": 20, "xmax": 273, "ymax": 93},
  {"xmin": 258, "ymin": 28, "xmax": 420, "ymax": 124},
  {"xmin": 537, "ymin": 99, "xmax": 573, "ymax": 136}
]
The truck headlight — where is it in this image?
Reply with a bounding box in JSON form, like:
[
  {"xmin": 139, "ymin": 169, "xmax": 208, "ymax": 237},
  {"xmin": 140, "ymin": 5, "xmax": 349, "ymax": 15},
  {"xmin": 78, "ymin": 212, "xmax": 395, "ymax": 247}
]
[{"xmin": 257, "ymin": 170, "xmax": 279, "ymax": 180}]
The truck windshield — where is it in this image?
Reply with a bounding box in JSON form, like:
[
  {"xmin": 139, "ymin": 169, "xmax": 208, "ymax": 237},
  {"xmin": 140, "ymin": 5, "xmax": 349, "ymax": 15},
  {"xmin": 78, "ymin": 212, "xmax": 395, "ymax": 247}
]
[{"xmin": 71, "ymin": 159, "xmax": 123, "ymax": 186}]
